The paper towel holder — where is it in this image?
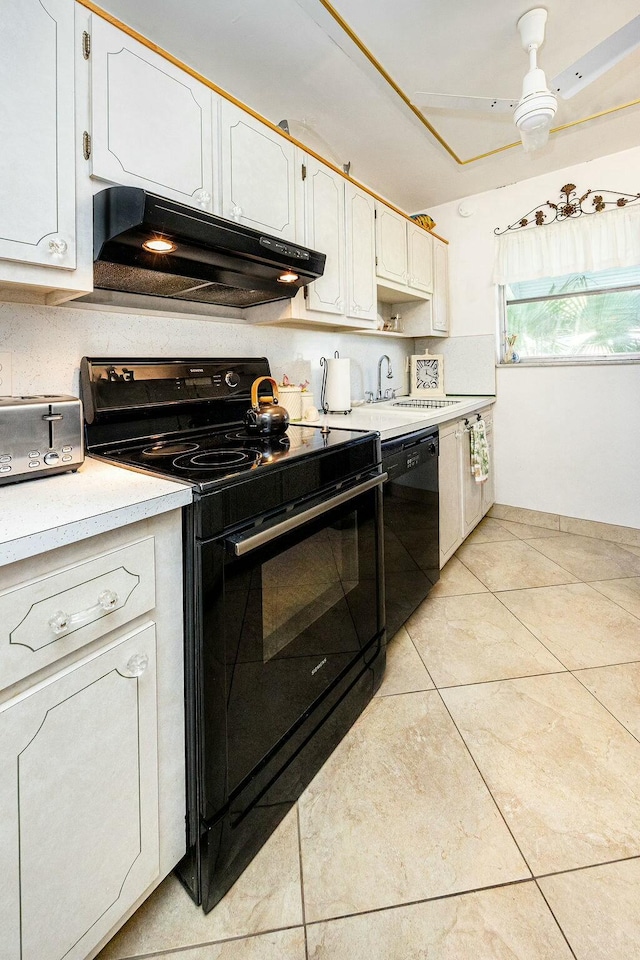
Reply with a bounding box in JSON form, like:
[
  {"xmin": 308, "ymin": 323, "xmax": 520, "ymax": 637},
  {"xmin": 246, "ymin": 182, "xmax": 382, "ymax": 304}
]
[{"xmin": 320, "ymin": 351, "xmax": 352, "ymax": 415}]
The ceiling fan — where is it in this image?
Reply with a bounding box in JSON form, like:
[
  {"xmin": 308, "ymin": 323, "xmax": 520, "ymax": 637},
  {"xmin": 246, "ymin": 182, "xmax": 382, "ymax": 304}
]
[{"xmin": 413, "ymin": 9, "xmax": 640, "ymax": 152}]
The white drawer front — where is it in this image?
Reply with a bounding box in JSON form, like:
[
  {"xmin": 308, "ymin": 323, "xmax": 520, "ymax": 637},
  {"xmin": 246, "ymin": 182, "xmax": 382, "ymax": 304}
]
[{"xmin": 0, "ymin": 538, "xmax": 155, "ymax": 690}]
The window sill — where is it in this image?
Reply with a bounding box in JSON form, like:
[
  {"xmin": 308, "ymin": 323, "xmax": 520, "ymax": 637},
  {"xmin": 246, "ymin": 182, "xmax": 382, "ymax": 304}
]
[{"xmin": 498, "ymin": 356, "xmax": 640, "ymax": 368}]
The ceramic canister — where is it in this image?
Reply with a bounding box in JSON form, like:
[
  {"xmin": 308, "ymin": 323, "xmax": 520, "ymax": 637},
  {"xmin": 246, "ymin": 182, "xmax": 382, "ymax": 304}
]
[{"xmin": 277, "ymin": 385, "xmax": 303, "ymax": 421}]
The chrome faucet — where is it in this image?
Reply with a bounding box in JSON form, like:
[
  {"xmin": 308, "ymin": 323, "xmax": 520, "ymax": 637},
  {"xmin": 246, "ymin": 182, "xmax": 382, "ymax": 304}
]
[{"xmin": 376, "ymin": 354, "xmax": 393, "ymax": 401}]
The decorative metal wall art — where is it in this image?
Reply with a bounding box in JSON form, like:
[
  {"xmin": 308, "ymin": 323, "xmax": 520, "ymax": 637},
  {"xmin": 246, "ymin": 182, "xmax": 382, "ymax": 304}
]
[{"xmin": 494, "ymin": 184, "xmax": 640, "ymax": 235}]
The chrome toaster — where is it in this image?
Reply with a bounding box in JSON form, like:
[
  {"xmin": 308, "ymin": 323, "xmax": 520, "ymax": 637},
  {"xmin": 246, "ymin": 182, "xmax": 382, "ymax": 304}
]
[{"xmin": 0, "ymin": 395, "xmax": 84, "ymax": 485}]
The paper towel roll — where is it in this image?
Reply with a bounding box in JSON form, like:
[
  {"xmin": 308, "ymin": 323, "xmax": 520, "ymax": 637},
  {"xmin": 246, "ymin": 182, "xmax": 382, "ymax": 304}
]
[{"xmin": 324, "ymin": 357, "xmax": 351, "ymax": 413}]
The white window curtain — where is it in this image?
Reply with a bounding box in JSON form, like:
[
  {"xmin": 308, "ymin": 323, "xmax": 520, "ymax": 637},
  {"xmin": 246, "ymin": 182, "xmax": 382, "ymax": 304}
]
[{"xmin": 493, "ymin": 203, "xmax": 640, "ymax": 285}]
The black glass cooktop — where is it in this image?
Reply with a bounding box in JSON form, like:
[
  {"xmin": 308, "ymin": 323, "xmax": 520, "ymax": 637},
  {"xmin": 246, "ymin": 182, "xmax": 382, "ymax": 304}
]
[{"xmin": 98, "ymin": 422, "xmax": 374, "ymax": 490}]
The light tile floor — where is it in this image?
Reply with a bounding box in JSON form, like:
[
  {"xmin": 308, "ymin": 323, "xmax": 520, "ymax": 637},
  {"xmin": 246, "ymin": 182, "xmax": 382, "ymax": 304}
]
[{"xmin": 98, "ymin": 517, "xmax": 640, "ymax": 960}]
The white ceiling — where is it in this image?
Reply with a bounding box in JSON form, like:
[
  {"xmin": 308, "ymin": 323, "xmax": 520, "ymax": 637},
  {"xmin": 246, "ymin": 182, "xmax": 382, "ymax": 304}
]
[{"xmin": 91, "ymin": 0, "xmax": 640, "ymax": 212}]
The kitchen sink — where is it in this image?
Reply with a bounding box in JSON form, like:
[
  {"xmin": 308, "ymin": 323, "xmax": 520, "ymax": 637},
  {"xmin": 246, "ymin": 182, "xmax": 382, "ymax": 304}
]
[{"xmin": 391, "ymin": 398, "xmax": 464, "ymax": 410}]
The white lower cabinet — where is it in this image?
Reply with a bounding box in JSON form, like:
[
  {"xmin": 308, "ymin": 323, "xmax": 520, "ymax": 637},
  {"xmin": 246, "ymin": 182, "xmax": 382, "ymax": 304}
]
[
  {"xmin": 0, "ymin": 624, "xmax": 159, "ymax": 960},
  {"xmin": 438, "ymin": 421, "xmax": 463, "ymax": 564},
  {"xmin": 0, "ymin": 510, "xmax": 186, "ymax": 960},
  {"xmin": 439, "ymin": 408, "xmax": 494, "ymax": 567}
]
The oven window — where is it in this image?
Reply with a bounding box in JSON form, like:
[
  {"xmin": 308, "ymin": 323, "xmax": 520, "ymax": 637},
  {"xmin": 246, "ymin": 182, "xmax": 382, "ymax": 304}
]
[
  {"xmin": 262, "ymin": 514, "xmax": 358, "ymax": 661},
  {"xmin": 199, "ymin": 485, "xmax": 382, "ymax": 798}
]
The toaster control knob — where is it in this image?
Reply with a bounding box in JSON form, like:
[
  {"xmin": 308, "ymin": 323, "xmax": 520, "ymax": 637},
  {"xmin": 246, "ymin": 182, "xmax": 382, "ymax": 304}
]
[
  {"xmin": 225, "ymin": 370, "xmax": 239, "ymax": 388},
  {"xmin": 44, "ymin": 452, "xmax": 60, "ymax": 465}
]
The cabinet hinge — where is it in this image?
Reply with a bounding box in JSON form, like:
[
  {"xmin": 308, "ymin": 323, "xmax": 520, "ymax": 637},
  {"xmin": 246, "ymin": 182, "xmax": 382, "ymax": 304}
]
[
  {"xmin": 303, "ymin": 285, "xmax": 309, "ymax": 300},
  {"xmin": 375, "ymin": 255, "xmax": 378, "ymax": 267},
  {"xmin": 82, "ymin": 31, "xmax": 91, "ymax": 60},
  {"xmin": 301, "ymin": 163, "xmax": 307, "ymax": 181},
  {"xmin": 82, "ymin": 131, "xmax": 91, "ymax": 160},
  {"xmin": 374, "ymin": 208, "xmax": 377, "ymax": 218}
]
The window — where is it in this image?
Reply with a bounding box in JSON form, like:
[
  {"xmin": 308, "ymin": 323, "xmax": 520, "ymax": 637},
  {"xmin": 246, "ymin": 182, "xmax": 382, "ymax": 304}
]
[{"xmin": 502, "ymin": 264, "xmax": 640, "ymax": 362}]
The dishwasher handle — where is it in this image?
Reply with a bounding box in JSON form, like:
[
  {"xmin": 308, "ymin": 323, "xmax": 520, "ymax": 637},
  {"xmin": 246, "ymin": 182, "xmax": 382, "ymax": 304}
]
[{"xmin": 226, "ymin": 472, "xmax": 388, "ymax": 557}]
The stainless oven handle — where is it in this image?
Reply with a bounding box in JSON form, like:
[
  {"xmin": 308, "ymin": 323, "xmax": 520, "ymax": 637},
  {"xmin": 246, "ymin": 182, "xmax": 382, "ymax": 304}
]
[{"xmin": 228, "ymin": 472, "xmax": 388, "ymax": 557}]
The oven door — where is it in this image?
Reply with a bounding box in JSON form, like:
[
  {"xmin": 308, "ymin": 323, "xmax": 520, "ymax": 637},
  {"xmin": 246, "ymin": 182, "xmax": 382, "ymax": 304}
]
[{"xmin": 198, "ymin": 472, "xmax": 385, "ymax": 817}]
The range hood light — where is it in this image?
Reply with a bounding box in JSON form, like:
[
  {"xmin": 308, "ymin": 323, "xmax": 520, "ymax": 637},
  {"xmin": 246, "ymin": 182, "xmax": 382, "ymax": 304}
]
[
  {"xmin": 278, "ymin": 271, "xmax": 299, "ymax": 283},
  {"xmin": 142, "ymin": 236, "xmax": 177, "ymax": 254}
]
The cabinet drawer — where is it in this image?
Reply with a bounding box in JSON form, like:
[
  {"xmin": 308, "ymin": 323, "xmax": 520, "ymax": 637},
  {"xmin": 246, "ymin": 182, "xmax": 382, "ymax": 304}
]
[{"xmin": 0, "ymin": 537, "xmax": 155, "ymax": 690}]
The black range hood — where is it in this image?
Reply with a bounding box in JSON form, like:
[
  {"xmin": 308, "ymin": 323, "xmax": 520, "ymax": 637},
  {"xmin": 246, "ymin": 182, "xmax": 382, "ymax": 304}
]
[{"xmin": 93, "ymin": 186, "xmax": 326, "ymax": 308}]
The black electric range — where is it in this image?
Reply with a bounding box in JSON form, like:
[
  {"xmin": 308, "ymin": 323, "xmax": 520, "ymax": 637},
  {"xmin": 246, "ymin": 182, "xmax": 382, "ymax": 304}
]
[{"xmin": 80, "ymin": 357, "xmax": 386, "ymax": 912}]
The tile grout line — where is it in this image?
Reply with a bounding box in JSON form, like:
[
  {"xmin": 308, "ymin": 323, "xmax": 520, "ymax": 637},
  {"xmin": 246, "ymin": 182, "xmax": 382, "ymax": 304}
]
[
  {"xmin": 584, "ymin": 577, "xmax": 640, "ymax": 623},
  {"xmin": 102, "ymin": 921, "xmax": 308, "ymax": 960},
  {"xmin": 295, "ymin": 802, "xmax": 310, "ymax": 960},
  {"xmin": 490, "ymin": 588, "xmax": 574, "ymax": 672},
  {"xmin": 533, "ymin": 878, "xmax": 579, "ymax": 960},
  {"xmin": 431, "ymin": 683, "xmax": 536, "ymax": 881},
  {"xmin": 302, "ymin": 876, "xmax": 534, "ymax": 929}
]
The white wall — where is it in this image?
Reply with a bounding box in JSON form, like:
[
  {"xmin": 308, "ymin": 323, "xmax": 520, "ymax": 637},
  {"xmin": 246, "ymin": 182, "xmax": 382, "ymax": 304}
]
[
  {"xmin": 427, "ymin": 144, "xmax": 640, "ymax": 529},
  {"xmin": 0, "ymin": 301, "xmax": 413, "ymax": 408}
]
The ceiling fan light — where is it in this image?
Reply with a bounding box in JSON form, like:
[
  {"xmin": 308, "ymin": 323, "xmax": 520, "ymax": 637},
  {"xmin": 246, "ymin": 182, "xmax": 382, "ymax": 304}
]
[
  {"xmin": 519, "ymin": 123, "xmax": 551, "ymax": 152},
  {"xmin": 513, "ymin": 83, "xmax": 557, "ymax": 151}
]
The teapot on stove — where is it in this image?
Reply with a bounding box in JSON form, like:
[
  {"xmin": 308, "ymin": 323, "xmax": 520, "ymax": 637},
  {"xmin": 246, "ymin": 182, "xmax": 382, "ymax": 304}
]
[{"xmin": 244, "ymin": 376, "xmax": 290, "ymax": 437}]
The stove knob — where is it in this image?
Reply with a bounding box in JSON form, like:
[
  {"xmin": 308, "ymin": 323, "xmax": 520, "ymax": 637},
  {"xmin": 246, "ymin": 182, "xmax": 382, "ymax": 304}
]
[
  {"xmin": 44, "ymin": 452, "xmax": 60, "ymax": 465},
  {"xmin": 225, "ymin": 370, "xmax": 239, "ymax": 388}
]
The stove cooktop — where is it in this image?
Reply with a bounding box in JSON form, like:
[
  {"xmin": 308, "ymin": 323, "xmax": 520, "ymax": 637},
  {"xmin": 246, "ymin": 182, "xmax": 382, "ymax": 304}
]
[{"xmin": 98, "ymin": 421, "xmax": 375, "ymax": 490}]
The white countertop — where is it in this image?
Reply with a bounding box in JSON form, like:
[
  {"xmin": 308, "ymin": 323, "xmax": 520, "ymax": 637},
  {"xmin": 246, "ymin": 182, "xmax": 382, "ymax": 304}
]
[
  {"xmin": 319, "ymin": 395, "xmax": 495, "ymax": 442},
  {"xmin": 0, "ymin": 456, "xmax": 193, "ymax": 567}
]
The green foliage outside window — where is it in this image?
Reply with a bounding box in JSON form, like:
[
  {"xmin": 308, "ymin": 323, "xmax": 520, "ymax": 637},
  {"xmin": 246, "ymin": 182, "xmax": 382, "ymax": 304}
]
[{"xmin": 504, "ymin": 266, "xmax": 640, "ymax": 360}]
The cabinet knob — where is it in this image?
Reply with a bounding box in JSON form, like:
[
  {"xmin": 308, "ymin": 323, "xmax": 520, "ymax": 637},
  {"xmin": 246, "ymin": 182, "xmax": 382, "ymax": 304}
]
[
  {"xmin": 231, "ymin": 204, "xmax": 243, "ymax": 221},
  {"xmin": 194, "ymin": 189, "xmax": 211, "ymax": 207},
  {"xmin": 48, "ymin": 236, "xmax": 68, "ymax": 256},
  {"xmin": 123, "ymin": 653, "xmax": 149, "ymax": 677}
]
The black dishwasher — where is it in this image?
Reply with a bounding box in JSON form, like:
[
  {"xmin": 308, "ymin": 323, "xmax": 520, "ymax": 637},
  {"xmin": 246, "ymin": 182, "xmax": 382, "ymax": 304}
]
[{"xmin": 382, "ymin": 427, "xmax": 440, "ymax": 638}]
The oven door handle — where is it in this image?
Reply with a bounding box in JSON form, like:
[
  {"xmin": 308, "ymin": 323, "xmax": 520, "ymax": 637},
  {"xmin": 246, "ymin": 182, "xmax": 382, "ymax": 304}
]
[{"xmin": 227, "ymin": 472, "xmax": 388, "ymax": 557}]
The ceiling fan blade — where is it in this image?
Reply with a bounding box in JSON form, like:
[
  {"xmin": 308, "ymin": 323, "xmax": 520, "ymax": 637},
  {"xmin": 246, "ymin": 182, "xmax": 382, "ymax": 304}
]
[
  {"xmin": 412, "ymin": 92, "xmax": 518, "ymax": 114},
  {"xmin": 551, "ymin": 15, "xmax": 640, "ymax": 99}
]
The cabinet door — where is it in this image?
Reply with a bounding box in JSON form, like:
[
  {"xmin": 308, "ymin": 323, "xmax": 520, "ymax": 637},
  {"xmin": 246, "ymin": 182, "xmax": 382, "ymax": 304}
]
[
  {"xmin": 432, "ymin": 240, "xmax": 450, "ymax": 334},
  {"xmin": 407, "ymin": 224, "xmax": 433, "ymax": 293},
  {"xmin": 481, "ymin": 411, "xmax": 495, "ymax": 516},
  {"xmin": 90, "ymin": 17, "xmax": 214, "ymax": 210},
  {"xmin": 303, "ymin": 158, "xmax": 346, "ymax": 315},
  {"xmin": 0, "ymin": 0, "xmax": 76, "ymax": 269},
  {"xmin": 0, "ymin": 625, "xmax": 159, "ymax": 960},
  {"xmin": 438, "ymin": 423, "xmax": 463, "ymax": 566},
  {"xmin": 345, "ymin": 184, "xmax": 377, "ymax": 322},
  {"xmin": 462, "ymin": 424, "xmax": 484, "ymax": 536},
  {"xmin": 220, "ymin": 101, "xmax": 297, "ymax": 240},
  {"xmin": 375, "ymin": 205, "xmax": 407, "ymax": 285}
]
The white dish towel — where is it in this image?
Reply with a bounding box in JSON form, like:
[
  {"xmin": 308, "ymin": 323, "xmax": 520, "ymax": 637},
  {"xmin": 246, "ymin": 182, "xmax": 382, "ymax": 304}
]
[{"xmin": 469, "ymin": 418, "xmax": 490, "ymax": 483}]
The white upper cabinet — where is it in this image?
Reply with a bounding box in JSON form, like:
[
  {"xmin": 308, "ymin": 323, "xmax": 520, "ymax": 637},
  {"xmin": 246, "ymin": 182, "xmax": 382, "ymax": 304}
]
[
  {"xmin": 432, "ymin": 238, "xmax": 450, "ymax": 334},
  {"xmin": 375, "ymin": 202, "xmax": 436, "ymax": 300},
  {"xmin": 90, "ymin": 16, "xmax": 215, "ymax": 210},
  {"xmin": 219, "ymin": 101, "xmax": 297, "ymax": 240},
  {"xmin": 0, "ymin": 0, "xmax": 76, "ymax": 270},
  {"xmin": 375, "ymin": 205, "xmax": 408, "ymax": 286},
  {"xmin": 345, "ymin": 184, "xmax": 377, "ymax": 322},
  {"xmin": 303, "ymin": 157, "xmax": 346, "ymax": 315},
  {"xmin": 407, "ymin": 221, "xmax": 434, "ymax": 293}
]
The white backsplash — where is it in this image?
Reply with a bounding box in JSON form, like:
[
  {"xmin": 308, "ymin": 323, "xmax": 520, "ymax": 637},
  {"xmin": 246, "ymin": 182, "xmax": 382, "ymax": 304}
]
[
  {"xmin": 0, "ymin": 301, "xmax": 414, "ymax": 403},
  {"xmin": 415, "ymin": 335, "xmax": 496, "ymax": 396}
]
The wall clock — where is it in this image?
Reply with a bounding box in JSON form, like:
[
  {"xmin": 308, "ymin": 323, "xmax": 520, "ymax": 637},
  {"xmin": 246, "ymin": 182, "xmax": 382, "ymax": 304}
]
[{"xmin": 410, "ymin": 353, "xmax": 444, "ymax": 397}]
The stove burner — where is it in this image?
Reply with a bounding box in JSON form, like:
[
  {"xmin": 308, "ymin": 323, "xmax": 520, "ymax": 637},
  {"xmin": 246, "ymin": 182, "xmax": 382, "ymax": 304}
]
[
  {"xmin": 142, "ymin": 441, "xmax": 199, "ymax": 458},
  {"xmin": 225, "ymin": 429, "xmax": 290, "ymax": 446},
  {"xmin": 173, "ymin": 448, "xmax": 262, "ymax": 471}
]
